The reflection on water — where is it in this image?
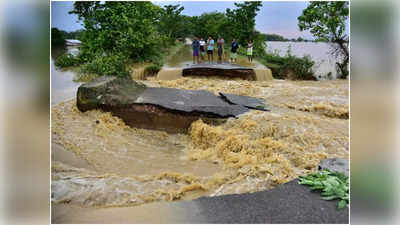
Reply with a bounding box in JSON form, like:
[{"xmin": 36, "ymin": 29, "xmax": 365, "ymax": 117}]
[{"xmin": 266, "ymin": 41, "xmax": 341, "ymax": 79}]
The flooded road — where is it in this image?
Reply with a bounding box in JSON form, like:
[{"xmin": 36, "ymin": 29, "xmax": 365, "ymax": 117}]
[{"xmin": 51, "ymin": 45, "xmax": 348, "ymax": 222}]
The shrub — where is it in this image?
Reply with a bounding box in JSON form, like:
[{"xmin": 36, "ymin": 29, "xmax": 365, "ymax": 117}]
[
  {"xmin": 51, "ymin": 28, "xmax": 66, "ymax": 47},
  {"xmin": 280, "ymin": 55, "xmax": 315, "ymax": 80},
  {"xmin": 148, "ymin": 53, "xmax": 164, "ymax": 67},
  {"xmin": 260, "ymin": 51, "xmax": 316, "ymax": 80},
  {"xmin": 144, "ymin": 64, "xmax": 161, "ymax": 76},
  {"xmin": 80, "ymin": 54, "xmax": 130, "ymax": 77},
  {"xmin": 54, "ymin": 53, "xmax": 81, "ymax": 67}
]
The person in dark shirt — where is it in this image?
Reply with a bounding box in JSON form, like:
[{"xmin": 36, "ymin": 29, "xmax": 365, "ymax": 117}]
[
  {"xmin": 217, "ymin": 36, "xmax": 225, "ymax": 63},
  {"xmin": 230, "ymin": 38, "xmax": 239, "ymax": 64},
  {"xmin": 192, "ymin": 36, "xmax": 200, "ymax": 64}
]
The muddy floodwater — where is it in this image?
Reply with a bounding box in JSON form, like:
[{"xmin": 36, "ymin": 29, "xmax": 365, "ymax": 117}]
[{"xmin": 51, "ymin": 45, "xmax": 348, "ymax": 222}]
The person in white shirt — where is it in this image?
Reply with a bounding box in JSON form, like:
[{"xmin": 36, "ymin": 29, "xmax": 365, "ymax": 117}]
[
  {"xmin": 199, "ymin": 38, "xmax": 206, "ymax": 62},
  {"xmin": 247, "ymin": 40, "xmax": 254, "ymax": 63}
]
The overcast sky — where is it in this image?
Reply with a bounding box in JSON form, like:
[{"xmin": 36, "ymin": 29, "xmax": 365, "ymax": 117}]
[{"xmin": 51, "ymin": 1, "xmax": 317, "ymax": 39}]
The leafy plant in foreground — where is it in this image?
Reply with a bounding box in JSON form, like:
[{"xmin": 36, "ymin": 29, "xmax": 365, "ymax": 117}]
[
  {"xmin": 298, "ymin": 169, "xmax": 349, "ymax": 209},
  {"xmin": 54, "ymin": 53, "xmax": 81, "ymax": 67},
  {"xmin": 144, "ymin": 64, "xmax": 161, "ymax": 76}
]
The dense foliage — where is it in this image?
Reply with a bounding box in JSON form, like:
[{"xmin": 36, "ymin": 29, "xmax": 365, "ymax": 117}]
[
  {"xmin": 80, "ymin": 54, "xmax": 129, "ymax": 77},
  {"xmin": 226, "ymin": 2, "xmax": 262, "ymax": 45},
  {"xmin": 54, "ymin": 53, "xmax": 81, "ymax": 67},
  {"xmin": 62, "ymin": 29, "xmax": 84, "ymax": 40},
  {"xmin": 144, "ymin": 64, "xmax": 162, "ymax": 76},
  {"xmin": 51, "ymin": 28, "xmax": 66, "ymax": 46},
  {"xmin": 51, "ymin": 28, "xmax": 84, "ymax": 48},
  {"xmin": 298, "ymin": 1, "xmax": 349, "ymax": 79},
  {"xmin": 226, "ymin": 2, "xmax": 265, "ymax": 56},
  {"xmin": 71, "ymin": 1, "xmax": 162, "ymax": 62},
  {"xmin": 158, "ymin": 5, "xmax": 185, "ymax": 44},
  {"xmin": 260, "ymin": 47, "xmax": 315, "ymax": 80},
  {"xmin": 191, "ymin": 12, "xmax": 228, "ymax": 40},
  {"xmin": 299, "ymin": 170, "xmax": 349, "ymax": 209}
]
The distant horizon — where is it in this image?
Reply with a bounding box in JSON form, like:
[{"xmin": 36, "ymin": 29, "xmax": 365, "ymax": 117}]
[{"xmin": 51, "ymin": 1, "xmax": 348, "ymax": 40}]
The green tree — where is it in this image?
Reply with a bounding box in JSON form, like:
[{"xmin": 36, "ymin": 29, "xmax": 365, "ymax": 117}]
[
  {"xmin": 178, "ymin": 15, "xmax": 196, "ymax": 39},
  {"xmin": 69, "ymin": 1, "xmax": 164, "ymax": 76},
  {"xmin": 51, "ymin": 28, "xmax": 65, "ymax": 46},
  {"xmin": 193, "ymin": 12, "xmax": 228, "ymax": 39},
  {"xmin": 63, "ymin": 29, "xmax": 85, "ymax": 40},
  {"xmin": 158, "ymin": 5, "xmax": 185, "ymax": 44},
  {"xmin": 226, "ymin": 1, "xmax": 265, "ymax": 57},
  {"xmin": 226, "ymin": 1, "xmax": 262, "ymax": 46},
  {"xmin": 298, "ymin": 1, "xmax": 349, "ymax": 79}
]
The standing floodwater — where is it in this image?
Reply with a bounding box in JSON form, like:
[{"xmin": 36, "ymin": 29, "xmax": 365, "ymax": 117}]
[{"xmin": 51, "ymin": 46, "xmax": 81, "ymax": 105}]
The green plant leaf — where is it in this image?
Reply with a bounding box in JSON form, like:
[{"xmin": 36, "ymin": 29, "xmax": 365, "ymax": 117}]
[
  {"xmin": 338, "ymin": 199, "xmax": 347, "ymax": 209},
  {"xmin": 298, "ymin": 169, "xmax": 349, "ymax": 209}
]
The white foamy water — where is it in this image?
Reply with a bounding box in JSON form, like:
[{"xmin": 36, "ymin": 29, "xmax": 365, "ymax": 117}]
[{"xmin": 266, "ymin": 41, "xmax": 342, "ymax": 79}]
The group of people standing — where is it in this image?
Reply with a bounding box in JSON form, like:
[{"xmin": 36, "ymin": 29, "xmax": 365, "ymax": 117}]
[{"xmin": 191, "ymin": 36, "xmax": 253, "ymax": 64}]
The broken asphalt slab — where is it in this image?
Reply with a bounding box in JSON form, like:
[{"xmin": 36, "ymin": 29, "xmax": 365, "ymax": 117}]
[
  {"xmin": 219, "ymin": 92, "xmax": 269, "ymax": 111},
  {"xmin": 178, "ymin": 179, "xmax": 349, "ymax": 224},
  {"xmin": 182, "ymin": 63, "xmax": 256, "ymax": 80},
  {"xmin": 77, "ymin": 76, "xmax": 267, "ymax": 132}
]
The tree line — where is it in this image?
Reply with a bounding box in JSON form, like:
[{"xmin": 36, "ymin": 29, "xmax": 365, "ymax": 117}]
[
  {"xmin": 262, "ymin": 33, "xmax": 317, "ymax": 42},
  {"xmin": 51, "ymin": 28, "xmax": 84, "ymax": 46}
]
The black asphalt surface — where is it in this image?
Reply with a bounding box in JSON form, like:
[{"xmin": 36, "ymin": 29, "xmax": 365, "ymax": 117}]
[
  {"xmin": 179, "ymin": 179, "xmax": 349, "ymax": 224},
  {"xmin": 219, "ymin": 92, "xmax": 270, "ymax": 111},
  {"xmin": 52, "ymin": 179, "xmax": 349, "ymax": 224},
  {"xmin": 137, "ymin": 87, "xmax": 249, "ymax": 117}
]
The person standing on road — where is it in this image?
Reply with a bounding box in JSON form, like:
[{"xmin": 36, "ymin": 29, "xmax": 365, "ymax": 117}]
[
  {"xmin": 207, "ymin": 36, "xmax": 215, "ymax": 63},
  {"xmin": 192, "ymin": 36, "xmax": 200, "ymax": 64},
  {"xmin": 230, "ymin": 38, "xmax": 239, "ymax": 64},
  {"xmin": 247, "ymin": 40, "xmax": 254, "ymax": 63},
  {"xmin": 217, "ymin": 36, "xmax": 225, "ymax": 63},
  {"xmin": 199, "ymin": 38, "xmax": 206, "ymax": 62}
]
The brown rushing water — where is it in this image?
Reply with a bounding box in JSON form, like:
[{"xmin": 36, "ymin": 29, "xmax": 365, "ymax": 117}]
[{"xmin": 51, "ymin": 45, "xmax": 349, "ymax": 211}]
